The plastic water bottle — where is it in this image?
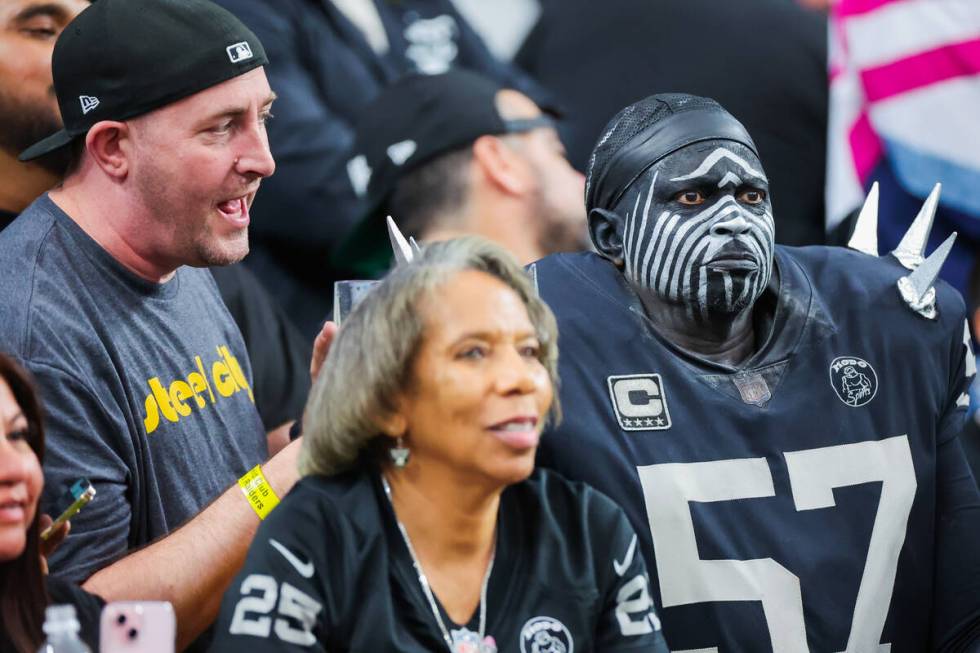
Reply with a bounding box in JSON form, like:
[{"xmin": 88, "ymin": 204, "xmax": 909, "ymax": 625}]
[{"xmin": 36, "ymin": 604, "xmax": 92, "ymax": 653}]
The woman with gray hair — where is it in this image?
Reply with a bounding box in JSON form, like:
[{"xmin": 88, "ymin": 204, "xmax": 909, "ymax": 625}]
[{"xmin": 210, "ymin": 238, "xmax": 668, "ymax": 653}]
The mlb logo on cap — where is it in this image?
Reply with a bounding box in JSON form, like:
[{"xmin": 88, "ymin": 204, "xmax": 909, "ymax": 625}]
[{"xmin": 226, "ymin": 41, "xmax": 253, "ymax": 64}]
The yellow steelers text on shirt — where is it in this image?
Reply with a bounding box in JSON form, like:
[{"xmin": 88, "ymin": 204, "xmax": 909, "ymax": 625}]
[{"xmin": 142, "ymin": 345, "xmax": 255, "ymax": 434}]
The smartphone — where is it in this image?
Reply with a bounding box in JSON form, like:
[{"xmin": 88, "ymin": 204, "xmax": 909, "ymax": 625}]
[
  {"xmin": 99, "ymin": 602, "xmax": 176, "ymax": 653},
  {"xmin": 41, "ymin": 478, "xmax": 95, "ymax": 541}
]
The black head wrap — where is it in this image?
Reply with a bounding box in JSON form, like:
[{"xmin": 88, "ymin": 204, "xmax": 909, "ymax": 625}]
[{"xmin": 585, "ymin": 93, "xmax": 759, "ymax": 213}]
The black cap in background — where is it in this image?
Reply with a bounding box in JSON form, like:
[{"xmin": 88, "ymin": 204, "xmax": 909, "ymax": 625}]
[
  {"xmin": 336, "ymin": 69, "xmax": 556, "ymax": 274},
  {"xmin": 20, "ymin": 0, "xmax": 268, "ymax": 161}
]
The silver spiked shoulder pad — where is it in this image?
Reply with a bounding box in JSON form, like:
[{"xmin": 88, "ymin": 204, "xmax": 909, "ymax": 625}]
[
  {"xmin": 847, "ymin": 182, "xmax": 879, "ymax": 256},
  {"xmin": 896, "ymin": 232, "xmax": 956, "ymax": 320},
  {"xmin": 891, "ymin": 183, "xmax": 941, "ymax": 270},
  {"xmin": 387, "ymin": 215, "xmax": 416, "ymax": 265}
]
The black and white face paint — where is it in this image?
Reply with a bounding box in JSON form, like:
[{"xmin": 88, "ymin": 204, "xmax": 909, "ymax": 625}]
[{"xmin": 617, "ymin": 140, "xmax": 774, "ymax": 321}]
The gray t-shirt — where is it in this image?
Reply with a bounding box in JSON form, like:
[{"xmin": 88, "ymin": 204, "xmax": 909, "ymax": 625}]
[{"xmin": 0, "ymin": 195, "xmax": 267, "ymax": 582}]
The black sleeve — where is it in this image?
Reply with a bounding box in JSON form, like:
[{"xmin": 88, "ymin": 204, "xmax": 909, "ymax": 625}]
[
  {"xmin": 210, "ymin": 265, "xmax": 312, "ymax": 431},
  {"xmin": 591, "ymin": 494, "xmax": 670, "ymax": 653},
  {"xmin": 209, "ymin": 489, "xmax": 342, "ymax": 652},
  {"xmin": 932, "ymin": 318, "xmax": 980, "ymax": 652},
  {"xmin": 46, "ymin": 575, "xmax": 105, "ymax": 650}
]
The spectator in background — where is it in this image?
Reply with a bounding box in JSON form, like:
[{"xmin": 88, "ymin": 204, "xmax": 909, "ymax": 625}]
[
  {"xmin": 517, "ymin": 0, "xmax": 828, "ymax": 248},
  {"xmin": 0, "ymin": 0, "xmax": 307, "ymax": 648},
  {"xmin": 0, "ymin": 0, "xmax": 311, "ymax": 448},
  {"xmin": 0, "ymin": 0, "xmax": 88, "ymax": 229},
  {"xmin": 0, "ymin": 353, "xmax": 103, "ymax": 652},
  {"xmin": 212, "ymin": 0, "xmax": 554, "ymax": 336},
  {"xmin": 336, "ymin": 70, "xmax": 587, "ymax": 277}
]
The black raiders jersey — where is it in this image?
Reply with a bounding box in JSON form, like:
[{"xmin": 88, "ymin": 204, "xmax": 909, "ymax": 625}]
[
  {"xmin": 533, "ymin": 248, "xmax": 980, "ymax": 653},
  {"xmin": 209, "ymin": 467, "xmax": 669, "ymax": 652}
]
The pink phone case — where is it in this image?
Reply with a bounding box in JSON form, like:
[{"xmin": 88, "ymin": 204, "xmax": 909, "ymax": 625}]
[{"xmin": 99, "ymin": 602, "xmax": 176, "ymax": 653}]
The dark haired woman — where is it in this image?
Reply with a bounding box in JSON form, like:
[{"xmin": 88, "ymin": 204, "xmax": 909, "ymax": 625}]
[{"xmin": 0, "ymin": 353, "xmax": 102, "ymax": 652}]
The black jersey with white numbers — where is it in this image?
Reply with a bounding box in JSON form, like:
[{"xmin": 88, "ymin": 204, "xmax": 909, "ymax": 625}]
[
  {"xmin": 533, "ymin": 248, "xmax": 980, "ymax": 653},
  {"xmin": 209, "ymin": 467, "xmax": 669, "ymax": 652}
]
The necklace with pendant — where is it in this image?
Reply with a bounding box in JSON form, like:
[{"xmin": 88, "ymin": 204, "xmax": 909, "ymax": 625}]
[{"xmin": 381, "ymin": 475, "xmax": 498, "ymax": 653}]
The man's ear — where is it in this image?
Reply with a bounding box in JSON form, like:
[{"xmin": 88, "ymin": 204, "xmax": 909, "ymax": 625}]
[
  {"xmin": 85, "ymin": 120, "xmax": 131, "ymax": 180},
  {"xmin": 471, "ymin": 134, "xmax": 529, "ymax": 196},
  {"xmin": 589, "ymin": 208, "xmax": 627, "ymax": 267}
]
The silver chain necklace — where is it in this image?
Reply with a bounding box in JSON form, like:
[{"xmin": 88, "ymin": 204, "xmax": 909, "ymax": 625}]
[{"xmin": 381, "ymin": 475, "xmax": 498, "ymax": 653}]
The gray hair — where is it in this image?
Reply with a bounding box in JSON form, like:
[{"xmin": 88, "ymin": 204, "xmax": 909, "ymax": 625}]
[{"xmin": 299, "ymin": 236, "xmax": 560, "ymax": 477}]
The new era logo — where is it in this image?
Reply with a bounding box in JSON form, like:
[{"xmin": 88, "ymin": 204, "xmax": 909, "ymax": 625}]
[
  {"xmin": 607, "ymin": 374, "xmax": 671, "ymax": 431},
  {"xmin": 79, "ymin": 95, "xmax": 99, "ymax": 115},
  {"xmin": 226, "ymin": 41, "xmax": 253, "ymax": 64}
]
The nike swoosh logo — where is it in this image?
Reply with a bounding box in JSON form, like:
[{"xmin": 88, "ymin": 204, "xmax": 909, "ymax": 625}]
[
  {"xmin": 270, "ymin": 538, "xmax": 315, "ymax": 578},
  {"xmin": 613, "ymin": 534, "xmax": 637, "ymax": 577}
]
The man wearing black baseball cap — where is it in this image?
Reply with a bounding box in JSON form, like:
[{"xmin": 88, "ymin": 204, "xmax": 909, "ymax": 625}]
[
  {"xmin": 0, "ymin": 0, "xmax": 305, "ymax": 647},
  {"xmin": 337, "ymin": 70, "xmax": 588, "ymax": 276}
]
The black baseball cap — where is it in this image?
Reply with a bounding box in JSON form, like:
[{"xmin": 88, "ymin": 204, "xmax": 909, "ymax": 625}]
[
  {"xmin": 335, "ymin": 70, "xmax": 557, "ymax": 274},
  {"xmin": 19, "ymin": 0, "xmax": 268, "ymax": 162}
]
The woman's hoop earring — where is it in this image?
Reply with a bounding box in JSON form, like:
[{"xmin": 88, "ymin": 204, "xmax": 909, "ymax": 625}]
[{"xmin": 390, "ymin": 437, "xmax": 410, "ymax": 468}]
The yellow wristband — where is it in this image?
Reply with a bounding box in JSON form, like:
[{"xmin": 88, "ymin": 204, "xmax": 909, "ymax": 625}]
[{"xmin": 238, "ymin": 464, "xmax": 280, "ymax": 519}]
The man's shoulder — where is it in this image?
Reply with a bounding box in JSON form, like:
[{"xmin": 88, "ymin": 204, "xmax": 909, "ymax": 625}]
[
  {"xmin": 0, "ymin": 195, "xmax": 61, "ymax": 272},
  {"xmin": 532, "ymin": 252, "xmax": 633, "ymax": 310},
  {"xmin": 781, "ymin": 244, "xmax": 966, "ymax": 338},
  {"xmin": 533, "ymin": 250, "xmax": 612, "ymax": 279},
  {"xmin": 0, "ymin": 198, "xmax": 74, "ymax": 357}
]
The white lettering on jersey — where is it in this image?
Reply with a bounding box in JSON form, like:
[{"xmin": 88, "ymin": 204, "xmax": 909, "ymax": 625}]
[
  {"xmin": 637, "ymin": 436, "xmax": 915, "ymax": 652},
  {"xmin": 610, "ymin": 533, "xmax": 662, "ymax": 637},
  {"xmin": 229, "ymin": 573, "xmax": 323, "ymax": 645},
  {"xmin": 229, "ymin": 574, "xmax": 277, "ymax": 637},
  {"xmin": 614, "ymin": 574, "xmax": 661, "ymax": 636}
]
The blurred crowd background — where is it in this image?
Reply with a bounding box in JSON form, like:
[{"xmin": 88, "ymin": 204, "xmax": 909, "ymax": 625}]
[{"xmin": 2, "ymin": 0, "xmax": 980, "ymax": 650}]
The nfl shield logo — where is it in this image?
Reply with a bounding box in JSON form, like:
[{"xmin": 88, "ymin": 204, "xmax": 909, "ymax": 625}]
[{"xmin": 607, "ymin": 374, "xmax": 671, "ymax": 431}]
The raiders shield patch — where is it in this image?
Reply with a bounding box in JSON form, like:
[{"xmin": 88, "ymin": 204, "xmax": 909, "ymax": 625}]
[{"xmin": 607, "ymin": 374, "xmax": 671, "ymax": 431}]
